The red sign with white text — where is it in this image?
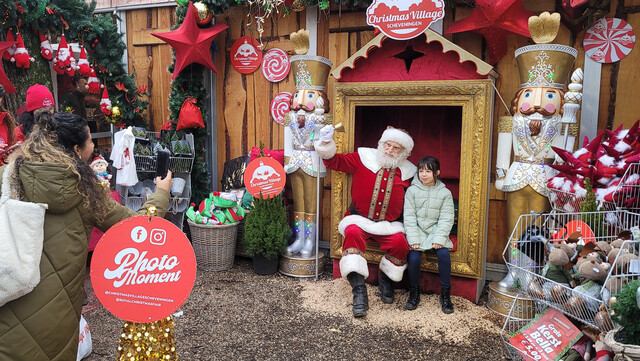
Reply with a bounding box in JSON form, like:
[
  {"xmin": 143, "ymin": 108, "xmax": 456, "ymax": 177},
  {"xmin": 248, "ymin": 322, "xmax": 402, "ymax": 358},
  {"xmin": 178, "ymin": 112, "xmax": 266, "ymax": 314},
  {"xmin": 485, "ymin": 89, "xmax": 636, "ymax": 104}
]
[
  {"xmin": 244, "ymin": 157, "xmax": 285, "ymax": 198},
  {"xmin": 508, "ymin": 308, "xmax": 582, "ymax": 361},
  {"xmin": 91, "ymin": 216, "xmax": 197, "ymax": 323},
  {"xmin": 231, "ymin": 36, "xmax": 262, "ymax": 74},
  {"xmin": 366, "ymin": 0, "xmax": 445, "ymax": 40}
]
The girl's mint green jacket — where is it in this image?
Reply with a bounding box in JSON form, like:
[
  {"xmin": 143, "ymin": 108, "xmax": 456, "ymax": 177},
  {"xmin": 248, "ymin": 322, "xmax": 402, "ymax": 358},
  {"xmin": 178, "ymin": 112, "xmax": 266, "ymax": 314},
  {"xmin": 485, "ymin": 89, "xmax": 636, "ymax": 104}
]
[{"xmin": 403, "ymin": 177, "xmax": 455, "ymax": 251}]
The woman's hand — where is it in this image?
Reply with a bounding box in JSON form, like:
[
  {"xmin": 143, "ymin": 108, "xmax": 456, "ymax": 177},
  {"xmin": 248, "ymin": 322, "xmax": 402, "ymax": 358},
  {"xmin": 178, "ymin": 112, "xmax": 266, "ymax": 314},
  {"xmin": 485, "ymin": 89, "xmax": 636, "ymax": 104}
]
[
  {"xmin": 155, "ymin": 170, "xmax": 173, "ymax": 193},
  {"xmin": 410, "ymin": 244, "xmax": 420, "ymax": 250},
  {"xmin": 432, "ymin": 243, "xmax": 443, "ymax": 250}
]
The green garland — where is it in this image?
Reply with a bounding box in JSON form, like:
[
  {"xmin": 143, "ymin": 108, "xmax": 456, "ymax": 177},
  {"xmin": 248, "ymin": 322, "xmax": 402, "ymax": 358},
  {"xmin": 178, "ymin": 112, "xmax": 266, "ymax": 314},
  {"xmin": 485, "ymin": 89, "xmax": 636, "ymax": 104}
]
[{"xmin": 1, "ymin": 0, "xmax": 148, "ymax": 127}]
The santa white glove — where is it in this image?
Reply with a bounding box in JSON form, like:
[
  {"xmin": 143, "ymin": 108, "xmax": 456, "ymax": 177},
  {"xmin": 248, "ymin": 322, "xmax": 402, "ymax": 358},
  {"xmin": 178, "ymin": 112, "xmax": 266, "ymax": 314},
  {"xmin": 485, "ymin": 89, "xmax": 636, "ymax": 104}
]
[{"xmin": 319, "ymin": 124, "xmax": 334, "ymax": 143}]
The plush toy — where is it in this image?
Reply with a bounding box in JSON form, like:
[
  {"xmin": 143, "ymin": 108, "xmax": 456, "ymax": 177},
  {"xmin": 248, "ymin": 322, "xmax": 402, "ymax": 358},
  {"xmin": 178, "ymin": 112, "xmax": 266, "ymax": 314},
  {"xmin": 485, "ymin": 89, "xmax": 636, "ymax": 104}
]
[
  {"xmin": 100, "ymin": 87, "xmax": 111, "ymax": 116},
  {"xmin": 86, "ymin": 67, "xmax": 101, "ymax": 94},
  {"xmin": 77, "ymin": 46, "xmax": 92, "ymax": 77},
  {"xmin": 38, "ymin": 31, "xmax": 53, "ymax": 60},
  {"xmin": 3, "ymin": 29, "xmax": 16, "ymax": 61},
  {"xmin": 543, "ymin": 244, "xmax": 576, "ymax": 286},
  {"xmin": 11, "ymin": 33, "xmax": 34, "ymax": 68},
  {"xmin": 53, "ymin": 34, "xmax": 73, "ymax": 76},
  {"xmin": 594, "ymin": 333, "xmax": 613, "ymax": 360},
  {"xmin": 569, "ymin": 259, "xmax": 610, "ymax": 313},
  {"xmin": 90, "ymin": 155, "xmax": 112, "ymax": 185},
  {"xmin": 186, "ymin": 203, "xmax": 223, "ymax": 225},
  {"xmin": 197, "ymin": 192, "xmax": 245, "ymax": 224}
]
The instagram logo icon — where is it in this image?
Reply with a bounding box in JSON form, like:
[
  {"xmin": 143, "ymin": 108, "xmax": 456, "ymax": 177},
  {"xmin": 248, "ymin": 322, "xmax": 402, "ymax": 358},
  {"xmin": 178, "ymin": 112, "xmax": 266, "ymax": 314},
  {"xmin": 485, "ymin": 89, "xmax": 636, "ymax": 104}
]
[{"xmin": 150, "ymin": 229, "xmax": 167, "ymax": 245}]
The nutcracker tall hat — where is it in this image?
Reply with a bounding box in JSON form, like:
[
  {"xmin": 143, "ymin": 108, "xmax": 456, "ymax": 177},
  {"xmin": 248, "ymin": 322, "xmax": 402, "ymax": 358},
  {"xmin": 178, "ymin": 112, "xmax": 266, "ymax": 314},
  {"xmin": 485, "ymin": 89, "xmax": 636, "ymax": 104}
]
[
  {"xmin": 515, "ymin": 12, "xmax": 577, "ymax": 89},
  {"xmin": 289, "ymin": 29, "xmax": 332, "ymax": 91}
]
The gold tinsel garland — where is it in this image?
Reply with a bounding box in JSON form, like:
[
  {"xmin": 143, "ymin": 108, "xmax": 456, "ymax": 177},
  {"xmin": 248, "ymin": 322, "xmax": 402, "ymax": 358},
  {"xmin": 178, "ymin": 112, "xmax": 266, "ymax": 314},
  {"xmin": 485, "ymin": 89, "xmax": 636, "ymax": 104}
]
[{"xmin": 117, "ymin": 316, "xmax": 178, "ymax": 360}]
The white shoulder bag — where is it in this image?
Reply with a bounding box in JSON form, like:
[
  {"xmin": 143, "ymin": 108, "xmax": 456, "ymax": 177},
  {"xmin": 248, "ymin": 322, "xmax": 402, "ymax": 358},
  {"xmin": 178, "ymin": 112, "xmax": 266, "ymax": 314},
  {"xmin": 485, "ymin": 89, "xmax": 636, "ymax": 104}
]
[{"xmin": 0, "ymin": 162, "xmax": 48, "ymax": 307}]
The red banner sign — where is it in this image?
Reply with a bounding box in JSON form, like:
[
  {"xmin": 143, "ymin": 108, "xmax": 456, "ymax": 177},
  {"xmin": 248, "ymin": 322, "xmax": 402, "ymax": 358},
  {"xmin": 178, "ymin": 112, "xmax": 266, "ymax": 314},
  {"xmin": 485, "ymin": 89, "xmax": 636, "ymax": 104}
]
[
  {"xmin": 231, "ymin": 36, "xmax": 262, "ymax": 74},
  {"xmin": 508, "ymin": 308, "xmax": 582, "ymax": 361},
  {"xmin": 366, "ymin": 0, "xmax": 445, "ymax": 40},
  {"xmin": 91, "ymin": 216, "xmax": 197, "ymax": 323},
  {"xmin": 244, "ymin": 156, "xmax": 285, "ymax": 198}
]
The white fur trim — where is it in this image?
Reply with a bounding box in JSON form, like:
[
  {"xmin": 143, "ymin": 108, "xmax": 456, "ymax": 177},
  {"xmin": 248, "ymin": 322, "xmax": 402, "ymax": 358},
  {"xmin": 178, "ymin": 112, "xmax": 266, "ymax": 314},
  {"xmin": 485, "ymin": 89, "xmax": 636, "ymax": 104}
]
[
  {"xmin": 314, "ymin": 140, "xmax": 336, "ymax": 159},
  {"xmin": 573, "ymin": 148, "xmax": 588, "ymax": 158},
  {"xmin": 339, "ymin": 253, "xmax": 369, "ymax": 278},
  {"xmin": 599, "ymin": 154, "xmax": 616, "ymax": 167},
  {"xmin": 357, "ymin": 148, "xmax": 417, "ymax": 181},
  {"xmin": 379, "ymin": 128, "xmax": 414, "ymax": 153},
  {"xmin": 616, "ymin": 129, "xmax": 629, "ymax": 140},
  {"xmin": 625, "ymin": 173, "xmax": 640, "ymax": 185},
  {"xmin": 614, "ymin": 141, "xmax": 631, "ymax": 153},
  {"xmin": 573, "ymin": 184, "xmax": 587, "ymax": 198},
  {"xmin": 379, "ymin": 255, "xmax": 407, "ymax": 282},
  {"xmin": 338, "ymin": 215, "xmax": 404, "ymax": 236},
  {"xmin": 550, "ymin": 177, "xmax": 565, "ymax": 188}
]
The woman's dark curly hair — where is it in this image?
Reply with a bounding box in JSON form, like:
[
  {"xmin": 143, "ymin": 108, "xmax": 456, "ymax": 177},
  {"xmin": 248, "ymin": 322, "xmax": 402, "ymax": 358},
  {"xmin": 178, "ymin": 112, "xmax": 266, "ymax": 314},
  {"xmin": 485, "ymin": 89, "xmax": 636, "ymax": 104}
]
[{"xmin": 11, "ymin": 112, "xmax": 112, "ymax": 222}]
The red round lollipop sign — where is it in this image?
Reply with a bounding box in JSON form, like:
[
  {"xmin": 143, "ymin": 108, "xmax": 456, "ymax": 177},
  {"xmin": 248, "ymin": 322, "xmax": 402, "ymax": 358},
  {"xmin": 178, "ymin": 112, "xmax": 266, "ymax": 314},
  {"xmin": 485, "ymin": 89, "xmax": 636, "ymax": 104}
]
[
  {"xmin": 270, "ymin": 92, "xmax": 292, "ymax": 125},
  {"xmin": 584, "ymin": 18, "xmax": 635, "ymax": 63},
  {"xmin": 231, "ymin": 36, "xmax": 262, "ymax": 74},
  {"xmin": 91, "ymin": 216, "xmax": 197, "ymax": 323},
  {"xmin": 262, "ymin": 48, "xmax": 290, "ymax": 82},
  {"xmin": 244, "ymin": 157, "xmax": 286, "ymax": 198}
]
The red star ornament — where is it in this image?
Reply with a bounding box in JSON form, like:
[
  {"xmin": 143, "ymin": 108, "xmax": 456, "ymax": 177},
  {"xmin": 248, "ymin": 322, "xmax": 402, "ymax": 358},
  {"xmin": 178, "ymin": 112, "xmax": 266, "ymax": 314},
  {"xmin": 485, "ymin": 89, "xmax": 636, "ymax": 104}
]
[
  {"xmin": 445, "ymin": 0, "xmax": 533, "ymax": 64},
  {"xmin": 0, "ymin": 41, "xmax": 17, "ymax": 93},
  {"xmin": 152, "ymin": 2, "xmax": 227, "ymax": 79}
]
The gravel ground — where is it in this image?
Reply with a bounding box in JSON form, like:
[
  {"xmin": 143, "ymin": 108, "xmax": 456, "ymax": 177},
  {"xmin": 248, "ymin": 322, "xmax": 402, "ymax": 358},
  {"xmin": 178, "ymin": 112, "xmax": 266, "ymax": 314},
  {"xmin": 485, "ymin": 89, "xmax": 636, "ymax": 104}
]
[{"xmin": 83, "ymin": 257, "xmax": 510, "ymax": 360}]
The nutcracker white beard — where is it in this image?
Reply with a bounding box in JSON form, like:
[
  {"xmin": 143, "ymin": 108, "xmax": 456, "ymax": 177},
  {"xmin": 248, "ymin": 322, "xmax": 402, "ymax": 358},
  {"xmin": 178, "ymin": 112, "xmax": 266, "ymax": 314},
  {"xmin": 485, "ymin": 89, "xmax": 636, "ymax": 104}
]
[{"xmin": 376, "ymin": 141, "xmax": 409, "ymax": 169}]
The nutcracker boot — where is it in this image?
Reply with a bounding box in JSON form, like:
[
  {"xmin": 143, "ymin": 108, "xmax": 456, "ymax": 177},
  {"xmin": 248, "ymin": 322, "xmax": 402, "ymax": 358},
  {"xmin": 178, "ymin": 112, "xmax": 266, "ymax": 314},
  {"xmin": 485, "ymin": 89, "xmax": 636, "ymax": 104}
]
[
  {"xmin": 347, "ymin": 272, "xmax": 368, "ymax": 317},
  {"xmin": 286, "ymin": 213, "xmax": 306, "ymax": 255},
  {"xmin": 300, "ymin": 213, "xmax": 316, "ymax": 258},
  {"xmin": 439, "ymin": 286, "xmax": 454, "ymax": 314}
]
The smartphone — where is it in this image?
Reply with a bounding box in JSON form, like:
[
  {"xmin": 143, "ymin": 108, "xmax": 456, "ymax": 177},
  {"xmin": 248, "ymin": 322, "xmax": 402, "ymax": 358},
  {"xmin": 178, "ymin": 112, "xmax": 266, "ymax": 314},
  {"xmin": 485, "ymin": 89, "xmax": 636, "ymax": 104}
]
[{"xmin": 156, "ymin": 150, "xmax": 171, "ymax": 179}]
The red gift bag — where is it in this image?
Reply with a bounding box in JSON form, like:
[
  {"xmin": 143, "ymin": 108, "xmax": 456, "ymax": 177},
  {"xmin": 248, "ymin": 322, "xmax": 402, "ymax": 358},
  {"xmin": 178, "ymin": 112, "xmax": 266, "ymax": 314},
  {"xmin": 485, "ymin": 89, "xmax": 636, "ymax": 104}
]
[{"xmin": 176, "ymin": 97, "xmax": 204, "ymax": 130}]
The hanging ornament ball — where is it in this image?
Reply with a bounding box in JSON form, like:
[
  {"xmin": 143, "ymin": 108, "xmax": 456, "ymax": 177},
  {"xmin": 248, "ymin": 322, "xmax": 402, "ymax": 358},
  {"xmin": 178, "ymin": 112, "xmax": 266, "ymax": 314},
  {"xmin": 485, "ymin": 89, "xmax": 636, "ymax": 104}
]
[
  {"xmin": 111, "ymin": 106, "xmax": 122, "ymax": 118},
  {"xmin": 193, "ymin": 2, "xmax": 213, "ymax": 26},
  {"xmin": 291, "ymin": 0, "xmax": 306, "ymax": 12}
]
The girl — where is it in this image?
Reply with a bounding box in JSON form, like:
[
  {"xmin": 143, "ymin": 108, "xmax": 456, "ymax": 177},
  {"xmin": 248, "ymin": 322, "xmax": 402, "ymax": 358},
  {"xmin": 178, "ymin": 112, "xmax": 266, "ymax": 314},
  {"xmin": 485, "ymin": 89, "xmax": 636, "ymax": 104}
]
[
  {"xmin": 0, "ymin": 111, "xmax": 172, "ymax": 360},
  {"xmin": 403, "ymin": 156, "xmax": 455, "ymax": 313}
]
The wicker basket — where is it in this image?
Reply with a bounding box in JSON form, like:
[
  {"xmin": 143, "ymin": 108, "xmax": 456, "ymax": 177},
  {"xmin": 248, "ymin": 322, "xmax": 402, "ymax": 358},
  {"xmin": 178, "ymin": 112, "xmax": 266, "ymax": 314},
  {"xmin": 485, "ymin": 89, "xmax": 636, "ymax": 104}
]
[
  {"xmin": 187, "ymin": 219, "xmax": 238, "ymax": 271},
  {"xmin": 235, "ymin": 211, "xmax": 251, "ymax": 258}
]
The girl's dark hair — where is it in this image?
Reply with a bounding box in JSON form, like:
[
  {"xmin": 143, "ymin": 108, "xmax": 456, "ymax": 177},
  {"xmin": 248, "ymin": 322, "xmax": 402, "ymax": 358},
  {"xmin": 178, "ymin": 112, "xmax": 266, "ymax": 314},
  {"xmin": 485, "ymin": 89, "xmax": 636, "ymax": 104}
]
[
  {"xmin": 0, "ymin": 84, "xmax": 16, "ymax": 145},
  {"xmin": 13, "ymin": 111, "xmax": 111, "ymax": 223},
  {"xmin": 417, "ymin": 156, "xmax": 443, "ymax": 182}
]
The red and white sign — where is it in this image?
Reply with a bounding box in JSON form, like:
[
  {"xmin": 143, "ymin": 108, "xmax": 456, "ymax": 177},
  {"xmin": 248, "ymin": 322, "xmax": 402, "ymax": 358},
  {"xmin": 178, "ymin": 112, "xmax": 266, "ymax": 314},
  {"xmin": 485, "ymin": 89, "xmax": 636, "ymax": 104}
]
[
  {"xmin": 584, "ymin": 18, "xmax": 635, "ymax": 63},
  {"xmin": 551, "ymin": 220, "xmax": 595, "ymax": 244},
  {"xmin": 231, "ymin": 36, "xmax": 262, "ymax": 74},
  {"xmin": 91, "ymin": 216, "xmax": 197, "ymax": 323},
  {"xmin": 270, "ymin": 92, "xmax": 292, "ymax": 125},
  {"xmin": 244, "ymin": 157, "xmax": 285, "ymax": 198},
  {"xmin": 262, "ymin": 48, "xmax": 290, "ymax": 82},
  {"xmin": 366, "ymin": 0, "xmax": 445, "ymax": 40},
  {"xmin": 508, "ymin": 308, "xmax": 582, "ymax": 361}
]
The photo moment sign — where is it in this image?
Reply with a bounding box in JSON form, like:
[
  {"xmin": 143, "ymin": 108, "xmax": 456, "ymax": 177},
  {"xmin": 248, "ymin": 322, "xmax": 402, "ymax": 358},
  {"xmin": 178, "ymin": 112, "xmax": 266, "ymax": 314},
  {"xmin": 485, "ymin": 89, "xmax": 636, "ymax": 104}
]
[
  {"xmin": 508, "ymin": 308, "xmax": 583, "ymax": 361},
  {"xmin": 366, "ymin": 0, "xmax": 445, "ymax": 40},
  {"xmin": 91, "ymin": 216, "xmax": 197, "ymax": 323}
]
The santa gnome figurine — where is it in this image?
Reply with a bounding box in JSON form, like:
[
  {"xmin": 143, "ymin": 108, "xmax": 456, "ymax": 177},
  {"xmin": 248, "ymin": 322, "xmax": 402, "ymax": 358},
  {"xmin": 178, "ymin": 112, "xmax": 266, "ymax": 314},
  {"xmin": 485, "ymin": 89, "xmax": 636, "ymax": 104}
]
[
  {"xmin": 11, "ymin": 33, "xmax": 34, "ymax": 68},
  {"xmin": 53, "ymin": 34, "xmax": 74, "ymax": 76},
  {"xmin": 77, "ymin": 46, "xmax": 92, "ymax": 77},
  {"xmin": 39, "ymin": 31, "xmax": 53, "ymax": 60},
  {"xmin": 100, "ymin": 87, "xmax": 111, "ymax": 116},
  {"xmin": 86, "ymin": 66, "xmax": 102, "ymax": 94}
]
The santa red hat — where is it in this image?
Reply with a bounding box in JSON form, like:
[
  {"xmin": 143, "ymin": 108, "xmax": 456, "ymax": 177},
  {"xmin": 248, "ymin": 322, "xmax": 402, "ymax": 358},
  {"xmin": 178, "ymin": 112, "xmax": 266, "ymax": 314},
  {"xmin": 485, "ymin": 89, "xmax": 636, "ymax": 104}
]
[
  {"xmin": 11, "ymin": 33, "xmax": 34, "ymax": 68},
  {"xmin": 66, "ymin": 45, "xmax": 77, "ymax": 76},
  {"xmin": 100, "ymin": 87, "xmax": 112, "ymax": 116},
  {"xmin": 77, "ymin": 46, "xmax": 92, "ymax": 77},
  {"xmin": 3, "ymin": 29, "xmax": 16, "ymax": 61},
  {"xmin": 379, "ymin": 126, "xmax": 414, "ymax": 153},
  {"xmin": 90, "ymin": 154, "xmax": 108, "ymax": 167},
  {"xmin": 17, "ymin": 84, "xmax": 55, "ymax": 114},
  {"xmin": 39, "ymin": 32, "xmax": 53, "ymax": 60}
]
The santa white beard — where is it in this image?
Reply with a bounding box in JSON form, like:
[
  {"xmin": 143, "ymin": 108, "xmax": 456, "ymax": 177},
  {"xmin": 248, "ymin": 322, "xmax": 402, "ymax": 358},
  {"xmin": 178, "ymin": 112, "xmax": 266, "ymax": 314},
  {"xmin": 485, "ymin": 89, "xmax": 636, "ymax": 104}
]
[{"xmin": 376, "ymin": 142, "xmax": 409, "ymax": 169}]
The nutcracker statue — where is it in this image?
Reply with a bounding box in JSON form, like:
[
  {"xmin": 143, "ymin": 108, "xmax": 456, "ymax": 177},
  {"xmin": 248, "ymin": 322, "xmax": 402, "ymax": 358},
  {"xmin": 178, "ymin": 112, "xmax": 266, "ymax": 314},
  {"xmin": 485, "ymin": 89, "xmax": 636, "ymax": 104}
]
[
  {"xmin": 283, "ymin": 29, "xmax": 333, "ymax": 257},
  {"xmin": 495, "ymin": 12, "xmax": 582, "ymax": 288}
]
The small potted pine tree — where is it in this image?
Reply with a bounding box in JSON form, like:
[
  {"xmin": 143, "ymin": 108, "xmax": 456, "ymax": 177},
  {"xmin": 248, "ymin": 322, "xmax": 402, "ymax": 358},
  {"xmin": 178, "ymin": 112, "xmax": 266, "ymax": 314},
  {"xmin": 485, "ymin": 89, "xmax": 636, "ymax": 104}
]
[{"xmin": 243, "ymin": 192, "xmax": 290, "ymax": 275}]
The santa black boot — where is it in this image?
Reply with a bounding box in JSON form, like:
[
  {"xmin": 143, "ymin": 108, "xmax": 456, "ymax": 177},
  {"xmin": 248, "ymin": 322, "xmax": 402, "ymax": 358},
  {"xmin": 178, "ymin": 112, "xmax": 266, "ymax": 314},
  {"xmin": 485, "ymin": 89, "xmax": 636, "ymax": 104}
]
[
  {"xmin": 377, "ymin": 272, "xmax": 394, "ymax": 304},
  {"xmin": 347, "ymin": 272, "xmax": 368, "ymax": 317},
  {"xmin": 439, "ymin": 287, "xmax": 454, "ymax": 314},
  {"xmin": 405, "ymin": 286, "xmax": 420, "ymax": 310}
]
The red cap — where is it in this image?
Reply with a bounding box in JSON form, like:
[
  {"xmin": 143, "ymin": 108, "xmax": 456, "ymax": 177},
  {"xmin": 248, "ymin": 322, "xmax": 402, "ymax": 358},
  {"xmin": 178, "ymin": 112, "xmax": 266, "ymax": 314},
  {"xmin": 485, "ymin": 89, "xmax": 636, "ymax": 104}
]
[{"xmin": 18, "ymin": 84, "xmax": 55, "ymax": 114}]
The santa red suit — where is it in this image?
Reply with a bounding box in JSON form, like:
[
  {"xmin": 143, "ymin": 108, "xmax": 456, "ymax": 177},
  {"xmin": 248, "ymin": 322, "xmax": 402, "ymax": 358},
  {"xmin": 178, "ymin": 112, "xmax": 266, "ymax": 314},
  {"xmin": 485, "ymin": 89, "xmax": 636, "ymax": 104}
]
[{"xmin": 315, "ymin": 128, "xmax": 416, "ymax": 282}]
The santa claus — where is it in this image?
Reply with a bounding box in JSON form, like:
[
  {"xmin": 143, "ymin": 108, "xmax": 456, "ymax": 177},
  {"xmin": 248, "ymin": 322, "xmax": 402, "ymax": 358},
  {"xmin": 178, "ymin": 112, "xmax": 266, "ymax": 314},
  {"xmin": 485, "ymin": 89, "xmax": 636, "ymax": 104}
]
[{"xmin": 315, "ymin": 126, "xmax": 416, "ymax": 317}]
